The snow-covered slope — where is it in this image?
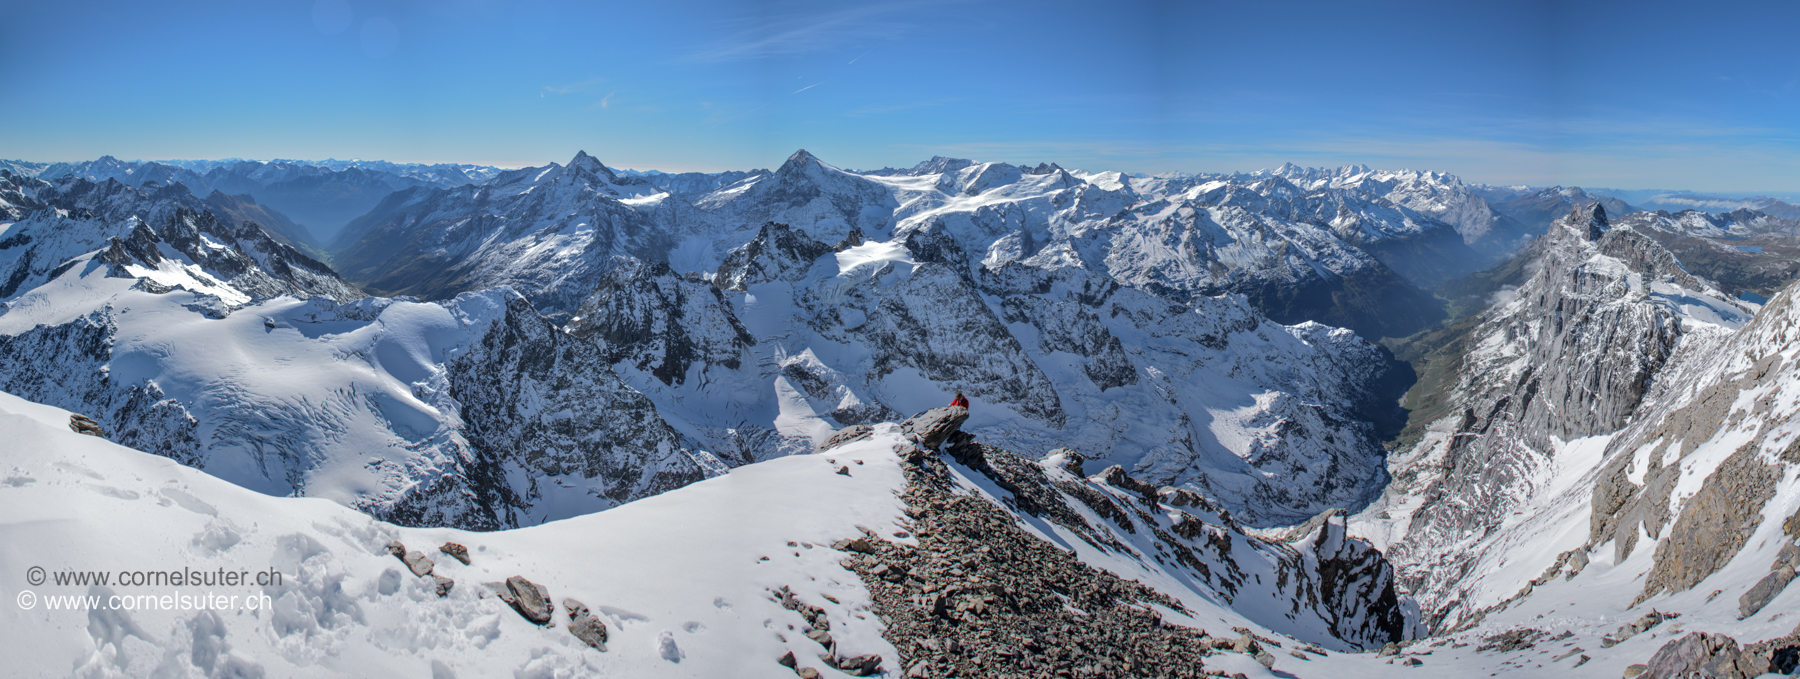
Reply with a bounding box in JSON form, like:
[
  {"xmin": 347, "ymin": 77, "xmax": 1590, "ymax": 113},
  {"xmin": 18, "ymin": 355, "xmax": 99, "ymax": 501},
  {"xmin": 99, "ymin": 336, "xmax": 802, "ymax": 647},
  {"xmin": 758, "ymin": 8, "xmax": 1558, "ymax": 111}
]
[
  {"xmin": 0, "ymin": 182, "xmax": 720, "ymax": 531},
  {"xmin": 2, "ymin": 389, "xmax": 1426, "ymax": 679}
]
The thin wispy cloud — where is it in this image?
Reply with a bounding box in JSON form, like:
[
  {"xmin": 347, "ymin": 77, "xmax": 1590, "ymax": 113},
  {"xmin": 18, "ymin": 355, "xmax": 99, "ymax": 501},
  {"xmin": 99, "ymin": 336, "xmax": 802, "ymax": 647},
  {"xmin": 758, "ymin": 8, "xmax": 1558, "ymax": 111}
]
[
  {"xmin": 585, "ymin": 92, "xmax": 618, "ymax": 111},
  {"xmin": 793, "ymin": 81, "xmax": 825, "ymax": 95},
  {"xmin": 685, "ymin": 1, "xmax": 946, "ymax": 63}
]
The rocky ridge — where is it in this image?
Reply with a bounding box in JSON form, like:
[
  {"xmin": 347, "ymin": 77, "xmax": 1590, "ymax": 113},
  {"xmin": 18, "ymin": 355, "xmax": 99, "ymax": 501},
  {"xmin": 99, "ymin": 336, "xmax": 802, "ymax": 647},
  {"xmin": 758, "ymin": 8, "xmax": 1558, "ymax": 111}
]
[
  {"xmin": 1360, "ymin": 203, "xmax": 1755, "ymax": 628},
  {"xmin": 822, "ymin": 407, "xmax": 1413, "ymax": 676}
]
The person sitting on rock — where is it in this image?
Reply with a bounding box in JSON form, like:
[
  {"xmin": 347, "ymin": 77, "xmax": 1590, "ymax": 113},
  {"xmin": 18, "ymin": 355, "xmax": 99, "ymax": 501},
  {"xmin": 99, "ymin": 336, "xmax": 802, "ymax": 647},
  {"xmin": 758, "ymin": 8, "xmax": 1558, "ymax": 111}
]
[{"xmin": 950, "ymin": 391, "xmax": 969, "ymax": 409}]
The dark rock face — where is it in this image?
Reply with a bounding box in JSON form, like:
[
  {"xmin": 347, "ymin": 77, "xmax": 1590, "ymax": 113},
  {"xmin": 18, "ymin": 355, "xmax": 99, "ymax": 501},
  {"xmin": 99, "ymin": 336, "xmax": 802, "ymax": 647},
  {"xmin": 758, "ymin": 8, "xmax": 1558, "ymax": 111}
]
[
  {"xmin": 566, "ymin": 258, "xmax": 754, "ymax": 386},
  {"xmin": 823, "ymin": 262, "xmax": 1066, "ymax": 427},
  {"xmin": 714, "ymin": 221, "xmax": 831, "ymax": 291},
  {"xmin": 0, "ymin": 312, "xmax": 200, "ymax": 465},
  {"xmin": 434, "ymin": 294, "xmax": 710, "ymax": 529}
]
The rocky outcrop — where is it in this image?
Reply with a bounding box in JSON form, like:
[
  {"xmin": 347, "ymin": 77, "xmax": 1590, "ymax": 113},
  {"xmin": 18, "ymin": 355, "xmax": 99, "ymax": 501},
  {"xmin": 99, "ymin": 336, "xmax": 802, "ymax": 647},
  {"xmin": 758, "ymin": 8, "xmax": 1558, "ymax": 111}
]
[
  {"xmin": 925, "ymin": 431, "xmax": 1409, "ymax": 650},
  {"xmin": 1638, "ymin": 442, "xmax": 1780, "ymax": 603},
  {"xmin": 567, "ymin": 257, "xmax": 755, "ymax": 386},
  {"xmin": 440, "ymin": 294, "xmax": 717, "ymax": 529},
  {"xmin": 899, "ymin": 406, "xmax": 968, "ymax": 449},
  {"xmin": 844, "ymin": 446, "xmax": 1222, "ymax": 678},
  {"xmin": 1638, "ymin": 629, "xmax": 1800, "ymax": 679},
  {"xmin": 0, "ymin": 311, "xmax": 201, "ymax": 465},
  {"xmin": 1374, "ymin": 203, "xmax": 1739, "ymax": 628},
  {"xmin": 714, "ymin": 221, "xmax": 831, "ymax": 291}
]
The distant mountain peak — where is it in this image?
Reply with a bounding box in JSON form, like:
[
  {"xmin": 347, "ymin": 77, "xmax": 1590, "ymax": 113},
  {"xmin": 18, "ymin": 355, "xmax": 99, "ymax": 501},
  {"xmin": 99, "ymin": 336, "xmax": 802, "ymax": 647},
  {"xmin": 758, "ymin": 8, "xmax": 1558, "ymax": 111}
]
[{"xmin": 558, "ymin": 150, "xmax": 620, "ymax": 184}]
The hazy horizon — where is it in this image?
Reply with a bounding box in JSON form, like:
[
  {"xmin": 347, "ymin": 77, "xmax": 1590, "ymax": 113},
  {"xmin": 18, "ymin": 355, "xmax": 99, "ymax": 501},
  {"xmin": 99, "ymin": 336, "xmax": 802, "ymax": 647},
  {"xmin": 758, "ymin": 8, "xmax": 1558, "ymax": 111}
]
[{"xmin": 5, "ymin": 0, "xmax": 1799, "ymax": 192}]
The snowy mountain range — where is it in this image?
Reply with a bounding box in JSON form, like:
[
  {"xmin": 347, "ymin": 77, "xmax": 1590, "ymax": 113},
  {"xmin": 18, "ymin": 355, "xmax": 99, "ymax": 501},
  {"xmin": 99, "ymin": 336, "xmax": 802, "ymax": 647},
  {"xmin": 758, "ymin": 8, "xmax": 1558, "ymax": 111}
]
[
  {"xmin": 2, "ymin": 156, "xmax": 507, "ymax": 245},
  {"xmin": 9, "ymin": 149, "xmax": 1800, "ymax": 677}
]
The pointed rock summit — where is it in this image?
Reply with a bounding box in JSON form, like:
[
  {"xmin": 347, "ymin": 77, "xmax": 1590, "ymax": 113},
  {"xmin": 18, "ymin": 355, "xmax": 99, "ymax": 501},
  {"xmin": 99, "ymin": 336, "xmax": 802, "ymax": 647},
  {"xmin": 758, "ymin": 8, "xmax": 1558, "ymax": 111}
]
[
  {"xmin": 1585, "ymin": 202, "xmax": 1610, "ymax": 239},
  {"xmin": 559, "ymin": 150, "xmax": 618, "ymax": 183}
]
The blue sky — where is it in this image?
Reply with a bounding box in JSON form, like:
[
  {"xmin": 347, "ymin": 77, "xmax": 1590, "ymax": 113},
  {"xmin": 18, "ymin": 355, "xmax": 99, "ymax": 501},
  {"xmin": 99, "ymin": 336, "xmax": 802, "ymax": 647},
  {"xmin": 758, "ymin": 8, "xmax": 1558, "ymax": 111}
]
[{"xmin": 3, "ymin": 0, "xmax": 1798, "ymax": 191}]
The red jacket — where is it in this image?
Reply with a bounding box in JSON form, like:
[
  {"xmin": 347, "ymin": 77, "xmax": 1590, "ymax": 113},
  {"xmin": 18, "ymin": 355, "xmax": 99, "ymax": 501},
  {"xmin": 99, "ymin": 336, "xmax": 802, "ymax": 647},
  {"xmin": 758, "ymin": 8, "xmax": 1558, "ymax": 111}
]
[{"xmin": 950, "ymin": 394, "xmax": 969, "ymax": 408}]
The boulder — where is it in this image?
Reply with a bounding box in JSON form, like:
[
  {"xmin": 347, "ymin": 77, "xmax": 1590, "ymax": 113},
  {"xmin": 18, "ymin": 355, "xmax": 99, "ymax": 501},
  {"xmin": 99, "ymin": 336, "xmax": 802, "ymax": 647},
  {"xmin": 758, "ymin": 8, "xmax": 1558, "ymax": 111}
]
[
  {"xmin": 1738, "ymin": 568, "xmax": 1795, "ymax": 619},
  {"xmin": 439, "ymin": 542, "xmax": 472, "ymax": 565},
  {"xmin": 502, "ymin": 576, "xmax": 553, "ymax": 625},
  {"xmin": 432, "ymin": 575, "xmax": 454, "ymax": 597},
  {"xmin": 833, "ymin": 653, "xmax": 882, "ymax": 676},
  {"xmin": 386, "ymin": 541, "xmax": 407, "ymax": 558},
  {"xmin": 900, "ymin": 406, "xmax": 968, "ymax": 449}
]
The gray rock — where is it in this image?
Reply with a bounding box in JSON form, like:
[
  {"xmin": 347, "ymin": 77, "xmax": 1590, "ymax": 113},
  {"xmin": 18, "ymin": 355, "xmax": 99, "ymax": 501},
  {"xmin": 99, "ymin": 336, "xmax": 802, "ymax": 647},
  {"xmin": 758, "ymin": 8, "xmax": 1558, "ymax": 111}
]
[
  {"xmin": 832, "ymin": 537, "xmax": 877, "ymax": 554},
  {"xmin": 403, "ymin": 551, "xmax": 434, "ymax": 577},
  {"xmin": 1641, "ymin": 444, "xmax": 1780, "ymax": 602},
  {"xmin": 1254, "ymin": 648, "xmax": 1277, "ymax": 669},
  {"xmin": 1401, "ymin": 656, "xmax": 1423, "ymax": 666},
  {"xmin": 503, "ymin": 575, "xmax": 552, "ymax": 625},
  {"xmin": 567, "ymin": 610, "xmax": 608, "ymax": 651},
  {"xmin": 439, "ymin": 542, "xmax": 471, "ymax": 566},
  {"xmin": 1565, "ymin": 549, "xmax": 1590, "ymax": 580},
  {"xmin": 386, "ymin": 541, "xmax": 407, "ymax": 558},
  {"xmin": 1737, "ymin": 568, "xmax": 1794, "ymax": 619},
  {"xmin": 835, "ymin": 465, "xmax": 851, "ymax": 476},
  {"xmin": 819, "ymin": 425, "xmax": 874, "ymax": 452},
  {"xmin": 834, "ymin": 653, "xmax": 882, "ymax": 676},
  {"xmin": 778, "ymin": 651, "xmax": 797, "ymax": 668},
  {"xmin": 432, "ymin": 575, "xmax": 454, "ymax": 597},
  {"xmin": 900, "ymin": 406, "xmax": 968, "ymax": 450},
  {"xmin": 1774, "ymin": 541, "xmax": 1800, "ymax": 572}
]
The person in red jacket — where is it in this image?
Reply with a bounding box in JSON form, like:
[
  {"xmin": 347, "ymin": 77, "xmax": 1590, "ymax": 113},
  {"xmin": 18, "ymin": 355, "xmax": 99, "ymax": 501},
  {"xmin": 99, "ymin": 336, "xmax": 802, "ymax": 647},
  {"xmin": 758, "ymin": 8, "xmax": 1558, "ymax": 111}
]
[{"xmin": 950, "ymin": 391, "xmax": 969, "ymax": 409}]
